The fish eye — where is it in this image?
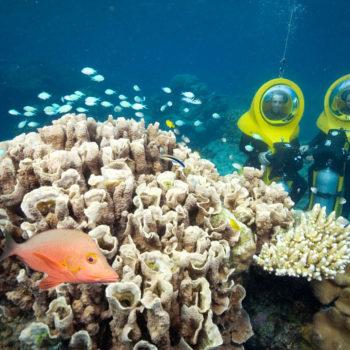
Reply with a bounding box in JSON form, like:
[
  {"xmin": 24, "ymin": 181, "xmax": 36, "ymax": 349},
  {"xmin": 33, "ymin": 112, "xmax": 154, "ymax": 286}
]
[{"xmin": 86, "ymin": 253, "xmax": 98, "ymax": 264}]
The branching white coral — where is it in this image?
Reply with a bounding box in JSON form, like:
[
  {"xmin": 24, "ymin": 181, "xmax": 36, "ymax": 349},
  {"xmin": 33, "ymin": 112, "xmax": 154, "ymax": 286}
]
[{"xmin": 254, "ymin": 204, "xmax": 350, "ymax": 281}]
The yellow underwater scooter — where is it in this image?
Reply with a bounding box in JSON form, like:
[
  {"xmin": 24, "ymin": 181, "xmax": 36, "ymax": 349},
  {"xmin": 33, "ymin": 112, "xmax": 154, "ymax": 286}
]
[
  {"xmin": 238, "ymin": 77, "xmax": 305, "ymax": 194},
  {"xmin": 237, "ymin": 1, "xmax": 308, "ymax": 204}
]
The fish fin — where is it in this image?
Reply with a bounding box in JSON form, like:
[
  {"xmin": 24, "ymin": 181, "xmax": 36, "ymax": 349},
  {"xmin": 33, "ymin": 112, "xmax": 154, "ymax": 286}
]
[
  {"xmin": 32, "ymin": 252, "xmax": 65, "ymax": 271},
  {"xmin": 0, "ymin": 229, "xmax": 18, "ymax": 262},
  {"xmin": 39, "ymin": 276, "xmax": 63, "ymax": 290}
]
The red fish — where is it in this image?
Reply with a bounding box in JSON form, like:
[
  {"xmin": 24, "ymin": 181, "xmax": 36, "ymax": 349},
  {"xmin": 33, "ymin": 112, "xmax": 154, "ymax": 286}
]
[{"xmin": 0, "ymin": 228, "xmax": 119, "ymax": 290}]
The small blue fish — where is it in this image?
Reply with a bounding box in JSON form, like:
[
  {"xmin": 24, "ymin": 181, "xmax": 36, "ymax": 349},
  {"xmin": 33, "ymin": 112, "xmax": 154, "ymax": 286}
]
[
  {"xmin": 76, "ymin": 107, "xmax": 88, "ymax": 113},
  {"xmin": 18, "ymin": 120, "xmax": 28, "ymax": 129},
  {"xmin": 23, "ymin": 106, "xmax": 37, "ymax": 112},
  {"xmin": 91, "ymin": 74, "xmax": 104, "ymax": 82},
  {"xmin": 160, "ymin": 154, "xmax": 185, "ymax": 168},
  {"xmin": 8, "ymin": 109, "xmax": 21, "ymax": 116},
  {"xmin": 252, "ymin": 133, "xmax": 263, "ymax": 141},
  {"xmin": 28, "ymin": 121, "xmax": 40, "ymax": 128},
  {"xmin": 175, "ymin": 120, "xmax": 185, "ymax": 126},
  {"xmin": 23, "ymin": 111, "xmax": 36, "ymax": 117},
  {"xmin": 105, "ymin": 89, "xmax": 116, "ymax": 95},
  {"xmin": 38, "ymin": 92, "xmax": 51, "ymax": 100}
]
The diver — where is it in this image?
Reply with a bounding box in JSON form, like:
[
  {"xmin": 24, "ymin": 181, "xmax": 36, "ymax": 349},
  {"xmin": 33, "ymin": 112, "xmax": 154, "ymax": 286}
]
[
  {"xmin": 238, "ymin": 78, "xmax": 307, "ymax": 205},
  {"xmin": 303, "ymin": 75, "xmax": 350, "ymax": 218}
]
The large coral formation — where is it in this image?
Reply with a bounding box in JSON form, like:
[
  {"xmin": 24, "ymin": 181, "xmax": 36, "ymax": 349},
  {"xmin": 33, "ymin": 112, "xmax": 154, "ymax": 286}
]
[
  {"xmin": 0, "ymin": 113, "xmax": 294, "ymax": 349},
  {"xmin": 311, "ymin": 264, "xmax": 350, "ymax": 350},
  {"xmin": 253, "ymin": 204, "xmax": 350, "ymax": 281}
]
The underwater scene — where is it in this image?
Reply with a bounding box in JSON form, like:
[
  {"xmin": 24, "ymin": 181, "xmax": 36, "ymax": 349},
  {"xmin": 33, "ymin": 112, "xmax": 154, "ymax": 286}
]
[{"xmin": 1, "ymin": 0, "xmax": 350, "ymax": 349}]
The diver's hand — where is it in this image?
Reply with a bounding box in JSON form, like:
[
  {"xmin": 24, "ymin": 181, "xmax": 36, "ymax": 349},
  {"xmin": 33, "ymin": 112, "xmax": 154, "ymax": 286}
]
[
  {"xmin": 299, "ymin": 145, "xmax": 313, "ymax": 162},
  {"xmin": 299, "ymin": 145, "xmax": 309, "ymax": 155},
  {"xmin": 258, "ymin": 151, "xmax": 272, "ymax": 166},
  {"xmin": 305, "ymin": 155, "xmax": 314, "ymax": 163}
]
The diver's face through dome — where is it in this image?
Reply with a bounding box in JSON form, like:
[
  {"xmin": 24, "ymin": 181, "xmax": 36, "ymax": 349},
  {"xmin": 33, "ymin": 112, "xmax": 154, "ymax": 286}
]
[
  {"xmin": 346, "ymin": 94, "xmax": 350, "ymax": 109},
  {"xmin": 328, "ymin": 78, "xmax": 350, "ymax": 118},
  {"xmin": 260, "ymin": 84, "xmax": 300, "ymax": 124},
  {"xmin": 271, "ymin": 94, "xmax": 284, "ymax": 116}
]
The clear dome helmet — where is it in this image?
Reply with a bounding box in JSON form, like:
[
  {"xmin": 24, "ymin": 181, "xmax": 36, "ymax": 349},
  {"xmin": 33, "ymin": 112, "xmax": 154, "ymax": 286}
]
[
  {"xmin": 328, "ymin": 77, "xmax": 350, "ymax": 121},
  {"xmin": 316, "ymin": 74, "xmax": 350, "ymax": 139},
  {"xmin": 260, "ymin": 84, "xmax": 300, "ymax": 125}
]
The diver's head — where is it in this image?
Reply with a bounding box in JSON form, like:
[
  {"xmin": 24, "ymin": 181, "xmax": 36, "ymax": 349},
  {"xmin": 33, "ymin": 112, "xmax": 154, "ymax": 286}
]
[{"xmin": 269, "ymin": 92, "xmax": 287, "ymax": 119}]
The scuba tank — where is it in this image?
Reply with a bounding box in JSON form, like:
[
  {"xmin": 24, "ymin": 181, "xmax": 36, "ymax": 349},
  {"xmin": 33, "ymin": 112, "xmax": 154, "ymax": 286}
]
[
  {"xmin": 312, "ymin": 166, "xmax": 339, "ymax": 214},
  {"xmin": 308, "ymin": 129, "xmax": 348, "ymax": 215}
]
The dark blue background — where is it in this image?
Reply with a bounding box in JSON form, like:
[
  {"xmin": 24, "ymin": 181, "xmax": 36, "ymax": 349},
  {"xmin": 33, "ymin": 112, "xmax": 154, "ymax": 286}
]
[{"xmin": 0, "ymin": 0, "xmax": 349, "ymax": 142}]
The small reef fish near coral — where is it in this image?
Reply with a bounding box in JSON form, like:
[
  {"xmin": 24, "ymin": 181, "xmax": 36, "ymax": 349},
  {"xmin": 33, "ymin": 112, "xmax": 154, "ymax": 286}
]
[
  {"xmin": 165, "ymin": 119, "xmax": 175, "ymax": 128},
  {"xmin": 0, "ymin": 228, "xmax": 119, "ymax": 290},
  {"xmin": 160, "ymin": 153, "xmax": 185, "ymax": 168}
]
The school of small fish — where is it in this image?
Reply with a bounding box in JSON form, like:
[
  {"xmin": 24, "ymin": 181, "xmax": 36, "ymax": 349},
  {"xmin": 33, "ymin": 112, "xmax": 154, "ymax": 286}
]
[{"xmin": 7, "ymin": 66, "xmax": 227, "ymax": 154}]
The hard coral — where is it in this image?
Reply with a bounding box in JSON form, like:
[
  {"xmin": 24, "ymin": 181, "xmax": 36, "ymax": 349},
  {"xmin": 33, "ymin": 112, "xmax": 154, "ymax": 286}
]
[
  {"xmin": 311, "ymin": 264, "xmax": 350, "ymax": 349},
  {"xmin": 254, "ymin": 204, "xmax": 350, "ymax": 281},
  {"xmin": 0, "ymin": 113, "xmax": 296, "ymax": 349}
]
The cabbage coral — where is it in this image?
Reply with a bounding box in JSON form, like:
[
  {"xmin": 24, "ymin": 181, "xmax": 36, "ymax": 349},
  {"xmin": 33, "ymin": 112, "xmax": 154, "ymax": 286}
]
[{"xmin": 0, "ymin": 114, "xmax": 297, "ymax": 349}]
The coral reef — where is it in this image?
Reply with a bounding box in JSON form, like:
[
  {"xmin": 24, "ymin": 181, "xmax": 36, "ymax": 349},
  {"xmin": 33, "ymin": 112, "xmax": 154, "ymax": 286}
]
[
  {"xmin": 312, "ymin": 305, "xmax": 350, "ymax": 350},
  {"xmin": 253, "ymin": 204, "xmax": 350, "ymax": 281},
  {"xmin": 0, "ymin": 114, "xmax": 296, "ymax": 349},
  {"xmin": 310, "ymin": 264, "xmax": 350, "ymax": 350}
]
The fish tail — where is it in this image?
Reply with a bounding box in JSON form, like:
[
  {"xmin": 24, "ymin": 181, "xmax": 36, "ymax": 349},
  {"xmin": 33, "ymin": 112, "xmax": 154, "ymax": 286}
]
[{"xmin": 0, "ymin": 229, "xmax": 17, "ymax": 262}]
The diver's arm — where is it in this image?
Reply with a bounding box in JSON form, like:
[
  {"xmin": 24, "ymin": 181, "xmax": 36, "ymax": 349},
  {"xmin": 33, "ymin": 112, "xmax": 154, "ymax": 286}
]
[
  {"xmin": 258, "ymin": 150, "xmax": 274, "ymax": 166},
  {"xmin": 300, "ymin": 131, "xmax": 326, "ymax": 159},
  {"xmin": 291, "ymin": 138, "xmax": 309, "ymax": 156},
  {"xmin": 239, "ymin": 133, "xmax": 268, "ymax": 168}
]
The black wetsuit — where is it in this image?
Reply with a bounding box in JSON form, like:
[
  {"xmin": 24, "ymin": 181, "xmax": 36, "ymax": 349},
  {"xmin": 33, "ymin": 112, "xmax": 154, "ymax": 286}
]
[
  {"xmin": 307, "ymin": 129, "xmax": 350, "ymax": 217},
  {"xmin": 239, "ymin": 134, "xmax": 307, "ymax": 204}
]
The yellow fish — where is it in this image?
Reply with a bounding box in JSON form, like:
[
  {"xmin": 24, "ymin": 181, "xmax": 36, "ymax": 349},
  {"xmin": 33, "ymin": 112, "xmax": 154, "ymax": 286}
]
[
  {"xmin": 229, "ymin": 218, "xmax": 241, "ymax": 231},
  {"xmin": 166, "ymin": 120, "xmax": 175, "ymax": 128}
]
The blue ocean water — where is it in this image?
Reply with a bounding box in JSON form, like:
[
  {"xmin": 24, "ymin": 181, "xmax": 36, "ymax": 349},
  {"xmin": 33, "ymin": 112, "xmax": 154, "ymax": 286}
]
[
  {"xmin": 0, "ymin": 0, "xmax": 349, "ymax": 174},
  {"xmin": 0, "ymin": 2, "xmax": 349, "ymax": 349}
]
